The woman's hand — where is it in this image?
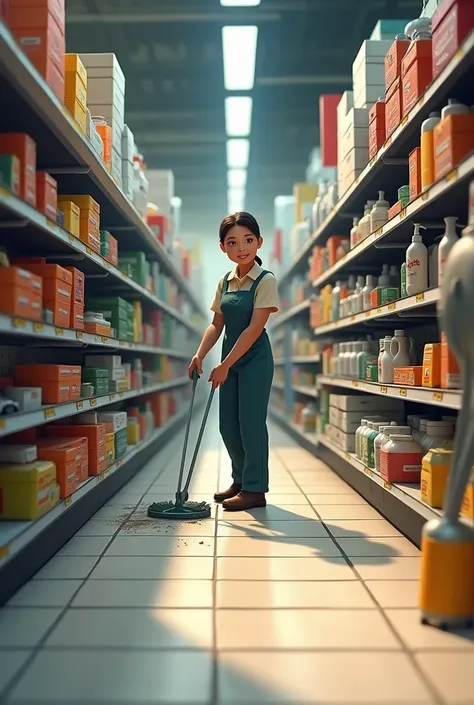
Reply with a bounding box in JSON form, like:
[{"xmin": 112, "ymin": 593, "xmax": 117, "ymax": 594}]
[
  {"xmin": 188, "ymin": 354, "xmax": 203, "ymax": 379},
  {"xmin": 209, "ymin": 362, "xmax": 229, "ymax": 389}
]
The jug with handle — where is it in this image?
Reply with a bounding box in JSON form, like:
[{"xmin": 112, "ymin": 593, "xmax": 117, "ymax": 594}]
[{"xmin": 391, "ymin": 329, "xmax": 415, "ymax": 367}]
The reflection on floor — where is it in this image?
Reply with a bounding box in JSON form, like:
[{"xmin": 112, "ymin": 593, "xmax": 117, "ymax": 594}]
[{"xmin": 0, "ymin": 415, "xmax": 473, "ymax": 704}]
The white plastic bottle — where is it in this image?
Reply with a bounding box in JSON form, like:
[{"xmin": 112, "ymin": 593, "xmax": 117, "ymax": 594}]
[
  {"xmin": 362, "ymin": 274, "xmax": 376, "ymax": 310},
  {"xmin": 438, "ymin": 216, "xmax": 459, "ymax": 286},
  {"xmin": 358, "ymin": 204, "xmax": 373, "ymax": 241},
  {"xmin": 406, "ymin": 223, "xmax": 428, "ymax": 296},
  {"xmin": 350, "ymin": 217, "xmax": 360, "ymax": 249},
  {"xmin": 378, "ymin": 264, "xmax": 391, "ymax": 287},
  {"xmin": 379, "ymin": 335, "xmax": 394, "ymax": 384},
  {"xmin": 370, "ymin": 191, "xmax": 390, "ymax": 233}
]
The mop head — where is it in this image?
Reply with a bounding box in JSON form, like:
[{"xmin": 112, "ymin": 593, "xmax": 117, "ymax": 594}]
[{"xmin": 147, "ymin": 500, "xmax": 212, "ymax": 520}]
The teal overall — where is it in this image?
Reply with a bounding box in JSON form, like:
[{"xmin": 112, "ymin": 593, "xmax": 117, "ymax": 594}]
[{"xmin": 219, "ymin": 270, "xmax": 274, "ymax": 493}]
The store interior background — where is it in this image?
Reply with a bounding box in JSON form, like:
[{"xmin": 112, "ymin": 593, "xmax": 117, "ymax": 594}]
[{"xmin": 65, "ymin": 0, "xmax": 426, "ymax": 305}]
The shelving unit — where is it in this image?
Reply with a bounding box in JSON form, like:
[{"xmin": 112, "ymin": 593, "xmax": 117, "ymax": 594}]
[
  {"xmin": 0, "ymin": 20, "xmax": 205, "ymax": 602},
  {"xmin": 270, "ymin": 27, "xmax": 474, "ymax": 544}
]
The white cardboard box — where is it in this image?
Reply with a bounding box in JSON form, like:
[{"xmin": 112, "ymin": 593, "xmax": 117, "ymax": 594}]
[
  {"xmin": 335, "ymin": 393, "xmax": 405, "ymax": 412},
  {"xmin": 338, "ymin": 124, "xmax": 369, "ymax": 158},
  {"xmin": 354, "ymin": 84, "xmax": 386, "ymax": 110},
  {"xmin": 122, "ymin": 125, "xmax": 135, "ymax": 163},
  {"xmin": 78, "ymin": 53, "xmax": 125, "ymax": 95},
  {"xmin": 337, "ymin": 107, "xmax": 370, "ymax": 141},
  {"xmin": 85, "ymin": 355, "xmax": 122, "ymax": 368},
  {"xmin": 97, "ymin": 411, "xmax": 127, "ymax": 432},
  {"xmin": 122, "ymin": 159, "xmax": 134, "ymax": 200},
  {"xmin": 111, "ymin": 146, "xmax": 122, "ymax": 188},
  {"xmin": 0, "ymin": 444, "xmax": 37, "ymax": 463},
  {"xmin": 335, "ymin": 427, "xmax": 356, "ymax": 453},
  {"xmin": 86, "ymin": 77, "xmax": 125, "ymax": 111},
  {"xmin": 353, "ymin": 39, "xmax": 393, "ymax": 77},
  {"xmin": 4, "ymin": 386, "xmax": 42, "ymax": 411}
]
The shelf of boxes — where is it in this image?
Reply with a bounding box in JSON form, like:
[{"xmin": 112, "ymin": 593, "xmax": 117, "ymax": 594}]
[
  {"xmin": 268, "ymin": 299, "xmax": 310, "ymax": 329},
  {"xmin": 0, "ymin": 21, "xmax": 204, "ymax": 318},
  {"xmin": 318, "ymin": 375, "xmax": 462, "ymax": 410},
  {"xmin": 277, "ymin": 29, "xmax": 474, "ymax": 289},
  {"xmin": 0, "ymin": 401, "xmax": 193, "ymax": 567},
  {"xmin": 269, "ymin": 11, "xmax": 474, "ymax": 542}
]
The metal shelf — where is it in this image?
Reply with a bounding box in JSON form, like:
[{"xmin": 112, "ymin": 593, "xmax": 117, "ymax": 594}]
[
  {"xmin": 278, "ymin": 30, "xmax": 474, "ymax": 287},
  {"xmin": 0, "ymin": 377, "xmax": 189, "ymax": 439},
  {"xmin": 313, "ymin": 151, "xmax": 474, "ymax": 290},
  {"xmin": 0, "ymin": 187, "xmax": 202, "ymax": 336},
  {"xmin": 0, "ymin": 21, "xmax": 204, "ymax": 317},
  {"xmin": 313, "ymin": 287, "xmax": 439, "ymax": 335},
  {"xmin": 318, "ymin": 375, "xmax": 462, "ymax": 410},
  {"xmin": 293, "ymin": 385, "xmax": 319, "ymax": 399},
  {"xmin": 268, "ymin": 300, "xmax": 310, "ymax": 329},
  {"xmin": 0, "ymin": 404, "xmax": 190, "ymax": 566},
  {"xmin": 274, "ymin": 355, "xmax": 321, "ymax": 365}
]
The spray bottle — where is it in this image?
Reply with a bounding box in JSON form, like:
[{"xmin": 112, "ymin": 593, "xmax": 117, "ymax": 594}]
[{"xmin": 406, "ymin": 223, "xmax": 428, "ymax": 296}]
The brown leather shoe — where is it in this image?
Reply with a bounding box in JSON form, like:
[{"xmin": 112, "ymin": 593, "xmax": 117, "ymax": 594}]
[
  {"xmin": 222, "ymin": 491, "xmax": 266, "ymax": 511},
  {"xmin": 214, "ymin": 483, "xmax": 242, "ymax": 503}
]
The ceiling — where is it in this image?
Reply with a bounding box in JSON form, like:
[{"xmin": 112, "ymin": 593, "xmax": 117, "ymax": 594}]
[{"xmin": 66, "ymin": 0, "xmax": 424, "ymax": 235}]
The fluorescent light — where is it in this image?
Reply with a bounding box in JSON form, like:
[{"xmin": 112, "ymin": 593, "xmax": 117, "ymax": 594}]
[
  {"xmin": 228, "ymin": 188, "xmax": 245, "ymax": 213},
  {"xmin": 221, "ymin": 0, "xmax": 260, "ymax": 5},
  {"xmin": 227, "ymin": 139, "xmax": 250, "ymax": 169},
  {"xmin": 225, "ymin": 97, "xmax": 253, "ymax": 137},
  {"xmin": 222, "ymin": 26, "xmax": 258, "ymax": 90},
  {"xmin": 228, "ymin": 169, "xmax": 247, "ymax": 189}
]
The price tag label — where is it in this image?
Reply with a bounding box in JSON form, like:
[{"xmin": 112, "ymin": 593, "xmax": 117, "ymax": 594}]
[
  {"xmin": 380, "ymin": 385, "xmax": 388, "ymax": 394},
  {"xmin": 119, "ymin": 340, "xmax": 125, "ymax": 346},
  {"xmin": 119, "ymin": 392, "xmax": 125, "ymax": 398},
  {"xmin": 388, "ymin": 302, "xmax": 396, "ymax": 311},
  {"xmin": 369, "ymin": 156, "xmax": 377, "ymax": 168},
  {"xmin": 384, "ymin": 481, "xmax": 392, "ymax": 491},
  {"xmin": 65, "ymin": 496, "xmax": 72, "ymax": 507},
  {"xmin": 401, "ymin": 115, "xmax": 409, "ymax": 127},
  {"xmin": 383, "ymin": 136, "xmax": 392, "ymax": 149},
  {"xmin": 0, "ymin": 544, "xmax": 9, "ymax": 560},
  {"xmin": 365, "ymin": 311, "xmax": 371, "ymax": 318},
  {"xmin": 454, "ymin": 46, "xmax": 464, "ymax": 60},
  {"xmin": 352, "ymin": 380, "xmax": 359, "ymax": 387},
  {"xmin": 421, "ymin": 191, "xmax": 429, "ymax": 201},
  {"xmin": 417, "ymin": 95, "xmax": 425, "ymax": 108},
  {"xmin": 68, "ymin": 232, "xmax": 76, "ymax": 243},
  {"xmin": 375, "ymin": 227, "xmax": 383, "ymax": 237},
  {"xmin": 109, "ymin": 394, "xmax": 115, "ymax": 402},
  {"xmin": 0, "ymin": 419, "xmax": 5, "ymax": 429},
  {"xmin": 86, "ymin": 246, "xmax": 93, "ymax": 255},
  {"xmin": 76, "ymin": 401, "xmax": 83, "ymax": 410},
  {"xmin": 399, "ymin": 208, "xmax": 407, "ymax": 220},
  {"xmin": 55, "ymin": 327, "xmax": 63, "ymax": 336},
  {"xmin": 399, "ymin": 388, "xmax": 407, "ymax": 397},
  {"xmin": 345, "ymin": 453, "xmax": 351, "ymax": 461},
  {"xmin": 76, "ymin": 331, "xmax": 84, "ymax": 340},
  {"xmin": 376, "ymin": 308, "xmax": 382, "ymax": 315},
  {"xmin": 350, "ymin": 314, "xmax": 355, "ymax": 321},
  {"xmin": 13, "ymin": 317, "xmax": 26, "ymax": 328},
  {"xmin": 445, "ymin": 169, "xmax": 458, "ymax": 183},
  {"xmin": 90, "ymin": 397, "xmax": 97, "ymax": 407},
  {"xmin": 44, "ymin": 407, "xmax": 56, "ymax": 419},
  {"xmin": 47, "ymin": 219, "xmax": 56, "ymax": 230},
  {"xmin": 416, "ymin": 292, "xmax": 425, "ymax": 303},
  {"xmin": 433, "ymin": 391, "xmax": 444, "ymax": 402},
  {"xmin": 101, "ymin": 336, "xmax": 108, "ymax": 344},
  {"xmin": 34, "ymin": 322, "xmax": 44, "ymax": 332},
  {"xmin": 102, "ymin": 259, "xmax": 110, "ymax": 269},
  {"xmin": 98, "ymin": 469, "xmax": 109, "ymax": 482},
  {"xmin": 364, "ymin": 467, "xmax": 374, "ymax": 477}
]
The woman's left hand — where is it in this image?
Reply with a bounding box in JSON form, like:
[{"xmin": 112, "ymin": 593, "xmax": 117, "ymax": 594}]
[{"xmin": 209, "ymin": 363, "xmax": 229, "ymax": 389}]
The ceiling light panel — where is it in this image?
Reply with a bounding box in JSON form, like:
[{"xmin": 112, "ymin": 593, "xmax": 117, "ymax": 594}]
[
  {"xmin": 226, "ymin": 139, "xmax": 250, "ymax": 169},
  {"xmin": 228, "ymin": 188, "xmax": 245, "ymax": 213},
  {"xmin": 222, "ymin": 26, "xmax": 258, "ymax": 91},
  {"xmin": 225, "ymin": 97, "xmax": 253, "ymax": 137},
  {"xmin": 227, "ymin": 169, "xmax": 247, "ymax": 189},
  {"xmin": 221, "ymin": 0, "xmax": 261, "ymax": 5}
]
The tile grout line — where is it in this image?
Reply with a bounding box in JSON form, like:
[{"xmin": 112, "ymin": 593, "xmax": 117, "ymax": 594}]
[
  {"xmin": 273, "ymin": 440, "xmax": 446, "ymax": 705},
  {"xmin": 0, "ymin": 431, "xmax": 185, "ymax": 703}
]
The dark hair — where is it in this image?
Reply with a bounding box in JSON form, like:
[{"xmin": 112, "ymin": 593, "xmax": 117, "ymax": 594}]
[{"xmin": 219, "ymin": 211, "xmax": 262, "ymax": 266}]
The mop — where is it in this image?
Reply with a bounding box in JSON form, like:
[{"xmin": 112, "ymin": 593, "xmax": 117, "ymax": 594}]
[{"xmin": 147, "ymin": 369, "xmax": 215, "ymax": 520}]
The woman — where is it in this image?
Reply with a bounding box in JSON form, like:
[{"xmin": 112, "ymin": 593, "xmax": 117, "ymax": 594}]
[{"xmin": 188, "ymin": 212, "xmax": 278, "ymax": 511}]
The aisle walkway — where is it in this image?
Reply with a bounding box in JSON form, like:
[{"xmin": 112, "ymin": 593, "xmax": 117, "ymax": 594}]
[{"xmin": 0, "ymin": 417, "xmax": 472, "ymax": 705}]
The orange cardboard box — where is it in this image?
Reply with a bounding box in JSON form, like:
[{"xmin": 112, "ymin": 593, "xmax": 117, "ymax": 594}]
[
  {"xmin": 70, "ymin": 382, "xmax": 81, "ymax": 400},
  {"xmin": 402, "ymin": 58, "xmax": 433, "ymax": 116},
  {"xmin": 326, "ymin": 236, "xmax": 347, "ymax": 266},
  {"xmin": 385, "ymin": 77, "xmax": 402, "ymax": 138},
  {"xmin": 107, "ymin": 235, "xmax": 118, "ymax": 266},
  {"xmin": 13, "ymin": 262, "xmax": 72, "ymax": 286},
  {"xmin": 441, "ymin": 331, "xmax": 461, "ymax": 389},
  {"xmin": 35, "ymin": 172, "xmax": 57, "ymax": 220},
  {"xmin": 433, "ymin": 113, "xmax": 474, "ymax": 179},
  {"xmin": 41, "ymin": 434, "xmax": 88, "ymax": 482},
  {"xmin": 44, "ymin": 298, "xmax": 70, "ymax": 328},
  {"xmin": 409, "ymin": 147, "xmax": 422, "ymax": 201},
  {"xmin": 0, "ymin": 133, "xmax": 36, "ymax": 205},
  {"xmin": 42, "ymin": 382, "xmax": 70, "ymax": 404},
  {"xmin": 369, "ymin": 126, "xmax": 385, "ymax": 159},
  {"xmin": 13, "ymin": 21, "xmax": 65, "ymax": 99},
  {"xmin": 79, "ymin": 214, "xmax": 101, "ymax": 253},
  {"xmin": 15, "ymin": 363, "xmax": 72, "ymax": 384},
  {"xmin": 0, "ymin": 266, "xmax": 42, "ymax": 297},
  {"xmin": 43, "ymin": 278, "xmax": 72, "ymax": 306},
  {"xmin": 402, "ymin": 37, "xmax": 433, "ymax": 76},
  {"xmin": 59, "ymin": 194, "xmax": 100, "ymax": 215},
  {"xmin": 9, "ymin": 0, "xmax": 65, "ymax": 30},
  {"xmin": 65, "ymin": 71, "xmax": 87, "ymax": 107},
  {"xmin": 388, "ymin": 200, "xmax": 403, "ymax": 219},
  {"xmin": 88, "ymin": 447, "xmax": 108, "ymax": 476},
  {"xmin": 65, "ymin": 53, "xmax": 87, "ymax": 88},
  {"xmin": 393, "ymin": 366, "xmax": 423, "ymax": 386},
  {"xmin": 64, "ymin": 267, "xmax": 85, "ymax": 305},
  {"xmin": 369, "ymin": 100, "xmax": 386, "ymax": 127},
  {"xmin": 0, "ymin": 286, "xmax": 39, "ymax": 320},
  {"xmin": 70, "ymin": 303, "xmax": 84, "ymax": 330},
  {"xmin": 422, "ymin": 343, "xmax": 441, "ymax": 387},
  {"xmin": 84, "ymin": 322, "xmax": 112, "ymax": 336},
  {"xmin": 36, "ymin": 440, "xmax": 79, "ymax": 497},
  {"xmin": 385, "ymin": 38, "xmax": 410, "ymax": 91},
  {"xmin": 46, "ymin": 423, "xmax": 106, "ymax": 450}
]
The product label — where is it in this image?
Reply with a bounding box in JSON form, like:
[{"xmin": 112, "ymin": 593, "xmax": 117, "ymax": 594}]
[{"xmin": 380, "ymin": 449, "xmax": 422, "ymax": 483}]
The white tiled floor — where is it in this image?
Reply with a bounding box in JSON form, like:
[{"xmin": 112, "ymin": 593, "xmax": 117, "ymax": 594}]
[{"xmin": 0, "ymin": 416, "xmax": 473, "ymax": 704}]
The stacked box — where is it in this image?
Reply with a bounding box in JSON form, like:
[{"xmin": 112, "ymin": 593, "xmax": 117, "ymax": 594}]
[
  {"xmin": 78, "ymin": 53, "xmax": 125, "ymax": 187},
  {"xmin": 81, "ymin": 368, "xmax": 109, "ymax": 396},
  {"xmin": 118, "ymin": 251, "xmax": 149, "ymax": 287},
  {"xmin": 65, "ymin": 53, "xmax": 87, "ymax": 134},
  {"xmin": 352, "ymin": 39, "xmax": 393, "ymax": 109},
  {"xmin": 337, "ymin": 91, "xmax": 369, "ymax": 196},
  {"xmin": 86, "ymin": 296, "xmax": 134, "ymax": 341},
  {"xmin": 122, "ymin": 125, "xmax": 135, "ymax": 201},
  {"xmin": 114, "ymin": 427, "xmax": 128, "ymax": 459},
  {"xmin": 146, "ymin": 169, "xmax": 174, "ymax": 219}
]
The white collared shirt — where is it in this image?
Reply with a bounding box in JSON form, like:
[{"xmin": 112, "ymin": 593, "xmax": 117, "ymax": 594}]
[{"xmin": 210, "ymin": 263, "xmax": 279, "ymax": 314}]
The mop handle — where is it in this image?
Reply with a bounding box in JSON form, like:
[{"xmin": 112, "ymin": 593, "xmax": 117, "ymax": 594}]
[
  {"xmin": 176, "ymin": 369, "xmax": 199, "ymax": 495},
  {"xmin": 183, "ymin": 385, "xmax": 216, "ymax": 494}
]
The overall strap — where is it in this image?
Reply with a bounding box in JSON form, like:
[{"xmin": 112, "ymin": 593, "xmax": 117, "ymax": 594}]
[
  {"xmin": 250, "ymin": 270, "xmax": 271, "ymax": 294},
  {"xmin": 221, "ymin": 272, "xmax": 232, "ymax": 297}
]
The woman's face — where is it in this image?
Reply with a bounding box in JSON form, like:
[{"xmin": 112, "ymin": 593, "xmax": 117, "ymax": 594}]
[{"xmin": 220, "ymin": 225, "xmax": 262, "ymax": 267}]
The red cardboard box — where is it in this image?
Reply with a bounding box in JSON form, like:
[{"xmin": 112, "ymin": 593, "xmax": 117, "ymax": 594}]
[
  {"xmin": 385, "ymin": 77, "xmax": 402, "ymax": 138},
  {"xmin": 409, "ymin": 147, "xmax": 421, "ymax": 201},
  {"xmin": 385, "ymin": 38, "xmax": 410, "ymax": 91},
  {"xmin": 319, "ymin": 94, "xmax": 342, "ymax": 167},
  {"xmin": 0, "ymin": 133, "xmax": 36, "ymax": 206},
  {"xmin": 432, "ymin": 0, "xmax": 474, "ymax": 77},
  {"xmin": 36, "ymin": 172, "xmax": 57, "ymax": 220}
]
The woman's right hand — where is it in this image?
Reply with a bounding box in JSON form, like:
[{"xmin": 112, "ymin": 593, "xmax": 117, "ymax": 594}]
[{"xmin": 188, "ymin": 354, "xmax": 203, "ymax": 379}]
